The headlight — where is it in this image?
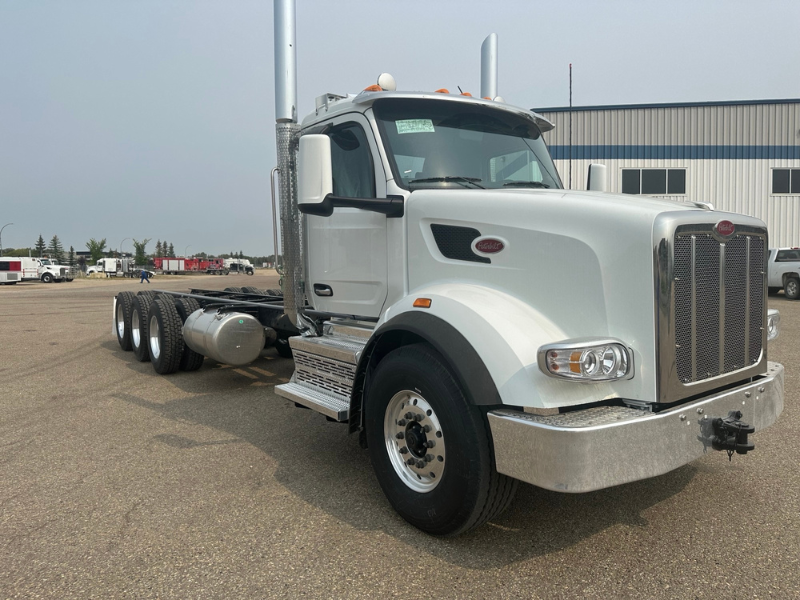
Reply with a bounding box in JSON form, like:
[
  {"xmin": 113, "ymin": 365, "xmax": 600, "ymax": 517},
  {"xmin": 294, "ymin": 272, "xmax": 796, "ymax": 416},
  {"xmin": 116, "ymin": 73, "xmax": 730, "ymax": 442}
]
[
  {"xmin": 767, "ymin": 309, "xmax": 780, "ymax": 341},
  {"xmin": 538, "ymin": 339, "xmax": 633, "ymax": 382}
]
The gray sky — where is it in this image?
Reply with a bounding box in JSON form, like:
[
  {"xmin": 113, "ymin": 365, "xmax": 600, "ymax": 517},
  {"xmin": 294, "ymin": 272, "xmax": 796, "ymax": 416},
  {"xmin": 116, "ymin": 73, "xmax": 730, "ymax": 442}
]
[{"xmin": 1, "ymin": 0, "xmax": 798, "ymax": 257}]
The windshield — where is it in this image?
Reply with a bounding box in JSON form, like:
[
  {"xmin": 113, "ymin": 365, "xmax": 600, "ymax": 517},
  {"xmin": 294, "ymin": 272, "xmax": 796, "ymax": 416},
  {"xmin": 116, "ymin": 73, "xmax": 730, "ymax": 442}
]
[{"xmin": 373, "ymin": 98, "xmax": 562, "ymax": 191}]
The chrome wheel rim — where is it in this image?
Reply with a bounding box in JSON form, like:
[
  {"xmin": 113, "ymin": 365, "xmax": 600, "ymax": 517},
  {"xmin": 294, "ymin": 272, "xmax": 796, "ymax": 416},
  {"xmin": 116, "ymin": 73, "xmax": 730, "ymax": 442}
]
[
  {"xmin": 384, "ymin": 390, "xmax": 446, "ymax": 493},
  {"xmin": 131, "ymin": 308, "xmax": 141, "ymax": 348},
  {"xmin": 149, "ymin": 314, "xmax": 160, "ymax": 359},
  {"xmin": 788, "ymin": 281, "xmax": 798, "ymax": 296},
  {"xmin": 116, "ymin": 303, "xmax": 125, "ymax": 338}
]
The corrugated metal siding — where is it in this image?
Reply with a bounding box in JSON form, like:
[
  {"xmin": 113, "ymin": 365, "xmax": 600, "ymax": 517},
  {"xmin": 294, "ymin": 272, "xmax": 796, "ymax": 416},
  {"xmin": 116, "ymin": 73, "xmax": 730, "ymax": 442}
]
[
  {"xmin": 540, "ymin": 103, "xmax": 800, "ymax": 146},
  {"xmin": 540, "ymin": 102, "xmax": 800, "ymax": 247}
]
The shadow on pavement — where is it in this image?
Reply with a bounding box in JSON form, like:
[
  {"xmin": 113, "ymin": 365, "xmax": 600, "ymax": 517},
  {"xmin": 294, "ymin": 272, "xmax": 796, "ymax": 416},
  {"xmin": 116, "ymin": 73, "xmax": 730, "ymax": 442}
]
[{"xmin": 108, "ymin": 349, "xmax": 696, "ymax": 570}]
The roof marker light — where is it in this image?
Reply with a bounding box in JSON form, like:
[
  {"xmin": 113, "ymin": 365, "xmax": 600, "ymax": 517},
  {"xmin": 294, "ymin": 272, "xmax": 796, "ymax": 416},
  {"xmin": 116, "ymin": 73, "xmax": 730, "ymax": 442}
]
[
  {"xmin": 435, "ymin": 88, "xmax": 450, "ymax": 94},
  {"xmin": 377, "ymin": 73, "xmax": 396, "ymax": 91}
]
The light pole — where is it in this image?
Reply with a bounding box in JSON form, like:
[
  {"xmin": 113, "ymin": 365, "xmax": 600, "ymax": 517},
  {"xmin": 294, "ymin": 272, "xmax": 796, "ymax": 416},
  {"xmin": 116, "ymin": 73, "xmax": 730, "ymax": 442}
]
[
  {"xmin": 0, "ymin": 223, "xmax": 13, "ymax": 257},
  {"xmin": 184, "ymin": 244, "xmax": 191, "ymax": 258},
  {"xmin": 119, "ymin": 237, "xmax": 130, "ymax": 258}
]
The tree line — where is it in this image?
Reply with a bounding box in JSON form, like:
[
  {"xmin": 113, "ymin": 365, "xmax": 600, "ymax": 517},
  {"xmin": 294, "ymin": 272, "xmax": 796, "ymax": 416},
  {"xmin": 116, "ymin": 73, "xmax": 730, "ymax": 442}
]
[{"xmin": 3, "ymin": 234, "xmax": 280, "ymax": 267}]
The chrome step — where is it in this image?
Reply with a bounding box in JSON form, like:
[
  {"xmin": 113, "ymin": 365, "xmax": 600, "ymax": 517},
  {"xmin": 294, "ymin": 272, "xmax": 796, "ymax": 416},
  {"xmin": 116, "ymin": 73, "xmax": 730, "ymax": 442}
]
[
  {"xmin": 274, "ymin": 381, "xmax": 350, "ymax": 421},
  {"xmin": 276, "ymin": 332, "xmax": 370, "ymax": 422},
  {"xmin": 323, "ymin": 319, "xmax": 375, "ymax": 340},
  {"xmin": 289, "ymin": 334, "xmax": 366, "ymax": 364}
]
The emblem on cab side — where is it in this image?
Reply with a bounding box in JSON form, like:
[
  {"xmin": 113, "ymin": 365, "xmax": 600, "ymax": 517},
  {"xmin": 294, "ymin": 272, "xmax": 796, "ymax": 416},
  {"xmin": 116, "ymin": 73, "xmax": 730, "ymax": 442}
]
[
  {"xmin": 473, "ymin": 237, "xmax": 506, "ymax": 256},
  {"xmin": 714, "ymin": 220, "xmax": 735, "ymax": 238}
]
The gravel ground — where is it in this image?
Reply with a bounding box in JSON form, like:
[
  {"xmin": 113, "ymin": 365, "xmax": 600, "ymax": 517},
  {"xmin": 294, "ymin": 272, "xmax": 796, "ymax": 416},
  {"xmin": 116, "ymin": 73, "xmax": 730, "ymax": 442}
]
[{"xmin": 1, "ymin": 274, "xmax": 798, "ymax": 599}]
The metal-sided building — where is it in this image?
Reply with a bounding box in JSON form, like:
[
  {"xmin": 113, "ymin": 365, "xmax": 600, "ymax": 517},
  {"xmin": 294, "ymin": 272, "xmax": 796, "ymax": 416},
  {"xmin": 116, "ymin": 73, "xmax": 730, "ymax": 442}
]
[{"xmin": 535, "ymin": 99, "xmax": 800, "ymax": 247}]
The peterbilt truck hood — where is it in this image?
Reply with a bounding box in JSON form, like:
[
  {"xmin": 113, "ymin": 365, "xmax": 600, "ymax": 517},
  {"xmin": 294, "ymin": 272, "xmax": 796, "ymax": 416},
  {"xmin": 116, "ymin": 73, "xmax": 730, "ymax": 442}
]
[{"xmin": 405, "ymin": 188, "xmax": 731, "ymax": 405}]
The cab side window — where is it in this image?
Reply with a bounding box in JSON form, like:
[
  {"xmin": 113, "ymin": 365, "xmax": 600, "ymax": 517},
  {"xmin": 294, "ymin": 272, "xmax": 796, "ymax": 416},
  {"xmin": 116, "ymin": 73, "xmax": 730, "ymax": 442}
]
[
  {"xmin": 776, "ymin": 249, "xmax": 800, "ymax": 262},
  {"xmin": 329, "ymin": 124, "xmax": 376, "ymax": 199}
]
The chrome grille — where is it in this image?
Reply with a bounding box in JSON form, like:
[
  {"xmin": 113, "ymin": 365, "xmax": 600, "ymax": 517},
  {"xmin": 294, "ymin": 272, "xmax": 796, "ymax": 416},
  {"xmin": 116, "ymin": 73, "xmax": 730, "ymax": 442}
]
[{"xmin": 674, "ymin": 232, "xmax": 764, "ymax": 384}]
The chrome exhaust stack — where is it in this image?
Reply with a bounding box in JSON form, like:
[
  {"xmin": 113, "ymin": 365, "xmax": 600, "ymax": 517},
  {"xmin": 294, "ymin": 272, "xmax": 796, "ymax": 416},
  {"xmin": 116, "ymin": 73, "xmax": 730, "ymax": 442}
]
[
  {"xmin": 274, "ymin": 0, "xmax": 304, "ymax": 328},
  {"xmin": 480, "ymin": 33, "xmax": 498, "ymax": 100}
]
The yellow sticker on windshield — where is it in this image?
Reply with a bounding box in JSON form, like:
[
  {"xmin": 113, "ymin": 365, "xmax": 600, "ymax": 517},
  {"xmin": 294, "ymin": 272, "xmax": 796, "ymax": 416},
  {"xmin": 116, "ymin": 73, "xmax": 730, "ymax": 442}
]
[{"xmin": 396, "ymin": 119, "xmax": 435, "ymax": 134}]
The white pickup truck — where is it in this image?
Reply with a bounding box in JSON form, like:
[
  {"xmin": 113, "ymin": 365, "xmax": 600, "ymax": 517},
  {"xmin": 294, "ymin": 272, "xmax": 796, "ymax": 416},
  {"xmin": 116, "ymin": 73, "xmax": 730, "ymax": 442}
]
[{"xmin": 767, "ymin": 248, "xmax": 800, "ymax": 299}]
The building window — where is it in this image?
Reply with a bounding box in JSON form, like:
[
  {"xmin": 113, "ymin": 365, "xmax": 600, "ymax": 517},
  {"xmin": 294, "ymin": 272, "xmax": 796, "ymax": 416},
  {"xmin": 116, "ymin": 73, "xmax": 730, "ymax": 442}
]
[
  {"xmin": 621, "ymin": 168, "xmax": 686, "ymax": 195},
  {"xmin": 772, "ymin": 169, "xmax": 800, "ymax": 195}
]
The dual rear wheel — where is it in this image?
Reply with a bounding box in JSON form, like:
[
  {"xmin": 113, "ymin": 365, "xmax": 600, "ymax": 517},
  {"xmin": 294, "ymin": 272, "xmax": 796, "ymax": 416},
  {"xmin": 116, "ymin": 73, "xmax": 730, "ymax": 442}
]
[{"xmin": 116, "ymin": 291, "xmax": 204, "ymax": 373}]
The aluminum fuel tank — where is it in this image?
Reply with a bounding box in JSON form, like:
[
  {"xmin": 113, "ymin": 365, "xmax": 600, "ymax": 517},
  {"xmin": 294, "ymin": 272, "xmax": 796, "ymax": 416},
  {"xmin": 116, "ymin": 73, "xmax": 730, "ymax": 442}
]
[{"xmin": 183, "ymin": 309, "xmax": 266, "ymax": 366}]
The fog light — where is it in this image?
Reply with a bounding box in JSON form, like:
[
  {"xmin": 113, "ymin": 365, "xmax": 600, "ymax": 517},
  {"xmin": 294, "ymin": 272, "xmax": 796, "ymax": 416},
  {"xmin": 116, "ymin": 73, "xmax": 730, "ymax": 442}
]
[{"xmin": 539, "ymin": 338, "xmax": 633, "ymax": 382}]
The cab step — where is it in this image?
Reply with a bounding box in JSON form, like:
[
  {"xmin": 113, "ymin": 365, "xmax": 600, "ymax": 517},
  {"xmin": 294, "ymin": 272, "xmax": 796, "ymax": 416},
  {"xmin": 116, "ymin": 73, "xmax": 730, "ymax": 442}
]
[{"xmin": 274, "ymin": 324, "xmax": 372, "ymax": 422}]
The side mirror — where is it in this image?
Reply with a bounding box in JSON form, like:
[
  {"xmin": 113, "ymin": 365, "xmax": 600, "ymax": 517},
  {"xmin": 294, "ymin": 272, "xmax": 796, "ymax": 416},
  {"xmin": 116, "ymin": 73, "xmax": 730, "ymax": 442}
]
[
  {"xmin": 586, "ymin": 164, "xmax": 607, "ymax": 192},
  {"xmin": 298, "ymin": 134, "xmax": 333, "ymax": 210}
]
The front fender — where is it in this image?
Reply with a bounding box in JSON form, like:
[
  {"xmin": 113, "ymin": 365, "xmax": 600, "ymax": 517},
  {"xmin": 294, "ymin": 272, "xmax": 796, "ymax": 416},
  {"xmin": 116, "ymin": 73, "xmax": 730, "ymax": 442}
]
[{"xmin": 364, "ymin": 283, "xmax": 626, "ymax": 410}]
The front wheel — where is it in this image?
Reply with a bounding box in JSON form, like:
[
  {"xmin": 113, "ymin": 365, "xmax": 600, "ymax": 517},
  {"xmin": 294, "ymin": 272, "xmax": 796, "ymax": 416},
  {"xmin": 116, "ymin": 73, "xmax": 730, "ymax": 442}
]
[
  {"xmin": 785, "ymin": 277, "xmax": 800, "ymax": 300},
  {"xmin": 365, "ymin": 344, "xmax": 517, "ymax": 536},
  {"xmin": 41, "ymin": 273, "xmax": 53, "ymax": 283}
]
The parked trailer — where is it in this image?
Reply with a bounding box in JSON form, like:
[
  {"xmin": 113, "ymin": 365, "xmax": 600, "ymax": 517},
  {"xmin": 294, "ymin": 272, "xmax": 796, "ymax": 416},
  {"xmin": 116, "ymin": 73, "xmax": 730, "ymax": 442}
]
[
  {"xmin": 0, "ymin": 259, "xmax": 22, "ymax": 285},
  {"xmin": 112, "ymin": 0, "xmax": 785, "ymax": 536}
]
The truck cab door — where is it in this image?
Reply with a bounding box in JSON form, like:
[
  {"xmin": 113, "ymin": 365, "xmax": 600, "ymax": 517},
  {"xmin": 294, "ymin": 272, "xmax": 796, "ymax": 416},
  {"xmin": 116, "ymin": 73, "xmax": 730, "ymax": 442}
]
[{"xmin": 304, "ymin": 114, "xmax": 388, "ymax": 318}]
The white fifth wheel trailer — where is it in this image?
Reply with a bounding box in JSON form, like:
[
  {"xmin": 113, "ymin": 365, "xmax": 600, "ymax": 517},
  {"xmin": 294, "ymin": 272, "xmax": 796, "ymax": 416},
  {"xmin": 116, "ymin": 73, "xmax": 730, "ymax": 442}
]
[{"xmin": 110, "ymin": 1, "xmax": 785, "ymax": 536}]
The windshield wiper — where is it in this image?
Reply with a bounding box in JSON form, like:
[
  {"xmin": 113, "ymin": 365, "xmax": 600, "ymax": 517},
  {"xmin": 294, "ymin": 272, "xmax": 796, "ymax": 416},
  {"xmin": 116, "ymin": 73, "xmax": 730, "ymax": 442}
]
[
  {"xmin": 409, "ymin": 176, "xmax": 485, "ymax": 189},
  {"xmin": 502, "ymin": 181, "xmax": 550, "ymax": 188}
]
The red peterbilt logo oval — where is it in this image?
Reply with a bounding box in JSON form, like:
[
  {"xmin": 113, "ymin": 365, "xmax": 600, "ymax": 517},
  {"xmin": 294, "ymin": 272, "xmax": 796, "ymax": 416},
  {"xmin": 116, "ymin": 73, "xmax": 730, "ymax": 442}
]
[
  {"xmin": 715, "ymin": 220, "xmax": 735, "ymax": 237},
  {"xmin": 474, "ymin": 238, "xmax": 505, "ymax": 254}
]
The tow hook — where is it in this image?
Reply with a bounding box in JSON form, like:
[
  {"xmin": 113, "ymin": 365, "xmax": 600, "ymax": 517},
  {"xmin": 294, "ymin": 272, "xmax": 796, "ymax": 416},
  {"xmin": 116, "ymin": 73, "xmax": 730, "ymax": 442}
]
[{"xmin": 699, "ymin": 410, "xmax": 755, "ymax": 460}]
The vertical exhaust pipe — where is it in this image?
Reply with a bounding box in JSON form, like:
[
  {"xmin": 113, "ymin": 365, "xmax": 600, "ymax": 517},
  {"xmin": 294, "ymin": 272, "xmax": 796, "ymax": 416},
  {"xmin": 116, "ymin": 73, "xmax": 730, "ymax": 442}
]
[
  {"xmin": 480, "ymin": 33, "xmax": 498, "ymax": 100},
  {"xmin": 274, "ymin": 0, "xmax": 304, "ymax": 327}
]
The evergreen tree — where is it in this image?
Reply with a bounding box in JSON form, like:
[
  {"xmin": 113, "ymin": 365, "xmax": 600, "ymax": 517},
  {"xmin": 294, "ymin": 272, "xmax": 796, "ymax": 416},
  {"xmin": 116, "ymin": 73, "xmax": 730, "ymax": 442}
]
[
  {"xmin": 35, "ymin": 234, "xmax": 46, "ymax": 257},
  {"xmin": 67, "ymin": 246, "xmax": 76, "ymax": 266},
  {"xmin": 48, "ymin": 235, "xmax": 65, "ymax": 263},
  {"xmin": 155, "ymin": 240, "xmax": 163, "ymax": 256},
  {"xmin": 168, "ymin": 243, "xmax": 174, "ymax": 256},
  {"xmin": 132, "ymin": 238, "xmax": 151, "ymax": 266},
  {"xmin": 86, "ymin": 238, "xmax": 107, "ymax": 264}
]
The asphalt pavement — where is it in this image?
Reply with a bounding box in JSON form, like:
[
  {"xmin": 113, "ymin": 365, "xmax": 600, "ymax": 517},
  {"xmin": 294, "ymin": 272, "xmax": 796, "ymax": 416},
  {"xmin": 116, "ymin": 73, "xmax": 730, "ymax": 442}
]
[{"xmin": 1, "ymin": 273, "xmax": 798, "ymax": 599}]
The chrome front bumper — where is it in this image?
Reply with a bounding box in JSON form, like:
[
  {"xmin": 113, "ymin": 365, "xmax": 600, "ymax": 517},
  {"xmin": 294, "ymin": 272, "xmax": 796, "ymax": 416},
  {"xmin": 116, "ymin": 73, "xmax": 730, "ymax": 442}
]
[{"xmin": 488, "ymin": 362, "xmax": 784, "ymax": 493}]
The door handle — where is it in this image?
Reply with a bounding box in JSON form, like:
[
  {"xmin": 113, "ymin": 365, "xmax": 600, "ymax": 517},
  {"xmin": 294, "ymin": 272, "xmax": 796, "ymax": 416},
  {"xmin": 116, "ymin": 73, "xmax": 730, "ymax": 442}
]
[{"xmin": 313, "ymin": 284, "xmax": 333, "ymax": 297}]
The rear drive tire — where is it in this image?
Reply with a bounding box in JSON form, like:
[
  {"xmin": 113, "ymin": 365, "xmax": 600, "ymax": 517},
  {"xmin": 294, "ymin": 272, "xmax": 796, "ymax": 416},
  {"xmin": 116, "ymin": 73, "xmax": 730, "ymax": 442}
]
[
  {"xmin": 224, "ymin": 287, "xmax": 243, "ymax": 294},
  {"xmin": 785, "ymin": 277, "xmax": 800, "ymax": 300},
  {"xmin": 365, "ymin": 344, "xmax": 517, "ymax": 536},
  {"xmin": 266, "ymin": 288, "xmax": 283, "ymax": 297},
  {"xmin": 131, "ymin": 293, "xmax": 155, "ymax": 362},
  {"xmin": 173, "ymin": 297, "xmax": 205, "ymax": 371},
  {"xmin": 241, "ymin": 286, "xmax": 260, "ymax": 294},
  {"xmin": 115, "ymin": 291, "xmax": 136, "ymax": 351},
  {"xmin": 148, "ymin": 295, "xmax": 183, "ymax": 374},
  {"xmin": 275, "ymin": 338, "xmax": 293, "ymax": 359}
]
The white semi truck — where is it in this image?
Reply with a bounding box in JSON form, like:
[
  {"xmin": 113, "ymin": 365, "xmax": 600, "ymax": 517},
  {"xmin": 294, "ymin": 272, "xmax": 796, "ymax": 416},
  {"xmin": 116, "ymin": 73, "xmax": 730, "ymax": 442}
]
[
  {"xmin": 7, "ymin": 257, "xmax": 75, "ymax": 283},
  {"xmin": 111, "ymin": 1, "xmax": 784, "ymax": 536}
]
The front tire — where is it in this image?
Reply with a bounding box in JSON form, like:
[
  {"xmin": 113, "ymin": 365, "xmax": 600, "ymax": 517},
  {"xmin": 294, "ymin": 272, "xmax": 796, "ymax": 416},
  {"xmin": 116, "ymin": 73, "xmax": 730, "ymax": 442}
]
[
  {"xmin": 41, "ymin": 273, "xmax": 53, "ymax": 283},
  {"xmin": 785, "ymin": 277, "xmax": 800, "ymax": 300},
  {"xmin": 365, "ymin": 344, "xmax": 517, "ymax": 536}
]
